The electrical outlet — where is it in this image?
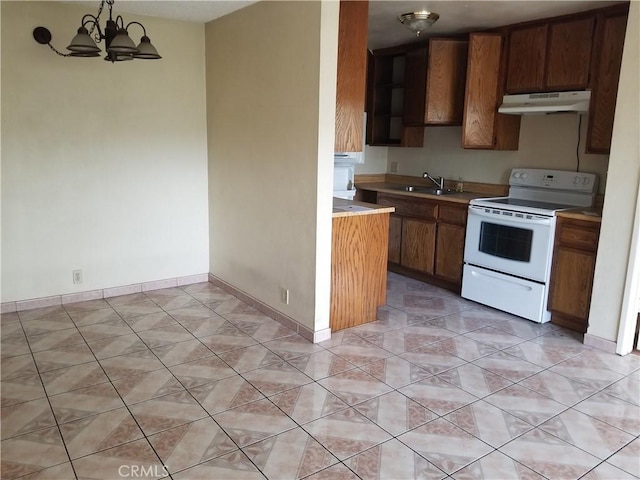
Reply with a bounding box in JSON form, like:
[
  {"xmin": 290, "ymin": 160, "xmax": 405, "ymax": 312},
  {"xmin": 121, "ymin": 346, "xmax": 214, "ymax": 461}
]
[
  {"xmin": 282, "ymin": 288, "xmax": 290, "ymax": 305},
  {"xmin": 73, "ymin": 269, "xmax": 83, "ymax": 284},
  {"xmin": 390, "ymin": 161, "xmax": 398, "ymax": 173}
]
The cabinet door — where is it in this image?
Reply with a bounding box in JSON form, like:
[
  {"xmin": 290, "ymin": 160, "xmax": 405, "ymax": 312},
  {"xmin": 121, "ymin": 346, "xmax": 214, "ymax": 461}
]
[
  {"xmin": 548, "ymin": 246, "xmax": 596, "ymax": 328},
  {"xmin": 403, "ymin": 47, "xmax": 428, "ymax": 125},
  {"xmin": 586, "ymin": 12, "xmax": 628, "ymax": 153},
  {"xmin": 401, "ymin": 218, "xmax": 436, "ymax": 274},
  {"xmin": 425, "ymin": 39, "xmax": 468, "ymax": 125},
  {"xmin": 505, "ymin": 24, "xmax": 547, "ymax": 93},
  {"xmin": 462, "ymin": 33, "xmax": 502, "ymax": 149},
  {"xmin": 545, "ymin": 17, "xmax": 595, "ymax": 91},
  {"xmin": 335, "ymin": 0, "xmax": 368, "ymax": 152},
  {"xmin": 388, "ymin": 214, "xmax": 402, "ymax": 264},
  {"xmin": 435, "ymin": 223, "xmax": 465, "ymax": 284}
]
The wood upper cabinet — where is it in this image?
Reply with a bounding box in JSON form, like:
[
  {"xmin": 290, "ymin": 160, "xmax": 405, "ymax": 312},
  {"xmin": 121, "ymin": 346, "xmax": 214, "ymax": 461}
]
[
  {"xmin": 505, "ymin": 16, "xmax": 595, "ymax": 93},
  {"xmin": 335, "ymin": 0, "xmax": 368, "ymax": 152},
  {"xmin": 548, "ymin": 217, "xmax": 601, "ymax": 333},
  {"xmin": 545, "ymin": 17, "xmax": 595, "ymax": 91},
  {"xmin": 505, "ymin": 24, "xmax": 548, "ymax": 93},
  {"xmin": 402, "ymin": 39, "xmax": 468, "ymax": 126},
  {"xmin": 402, "ymin": 47, "xmax": 429, "ymax": 126},
  {"xmin": 586, "ymin": 8, "xmax": 628, "ymax": 154},
  {"xmin": 463, "ymin": 33, "xmax": 521, "ymax": 150},
  {"xmin": 368, "ymin": 37, "xmax": 468, "ymax": 145},
  {"xmin": 368, "ymin": 49, "xmax": 424, "ymax": 147},
  {"xmin": 424, "ymin": 38, "xmax": 468, "ymax": 125}
]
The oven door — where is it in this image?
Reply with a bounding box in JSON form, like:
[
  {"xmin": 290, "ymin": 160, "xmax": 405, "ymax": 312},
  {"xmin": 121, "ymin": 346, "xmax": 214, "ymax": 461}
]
[{"xmin": 464, "ymin": 205, "xmax": 555, "ymax": 282}]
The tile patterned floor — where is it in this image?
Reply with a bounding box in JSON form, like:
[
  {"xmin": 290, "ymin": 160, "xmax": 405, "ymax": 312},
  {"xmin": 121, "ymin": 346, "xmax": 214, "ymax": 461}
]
[{"xmin": 2, "ymin": 272, "xmax": 640, "ymax": 479}]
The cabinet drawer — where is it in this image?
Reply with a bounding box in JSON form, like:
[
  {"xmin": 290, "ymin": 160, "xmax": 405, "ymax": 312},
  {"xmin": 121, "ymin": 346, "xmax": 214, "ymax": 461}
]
[
  {"xmin": 378, "ymin": 194, "xmax": 437, "ymax": 220},
  {"xmin": 439, "ymin": 204, "xmax": 467, "ymax": 226},
  {"xmin": 556, "ymin": 221, "xmax": 600, "ymax": 251}
]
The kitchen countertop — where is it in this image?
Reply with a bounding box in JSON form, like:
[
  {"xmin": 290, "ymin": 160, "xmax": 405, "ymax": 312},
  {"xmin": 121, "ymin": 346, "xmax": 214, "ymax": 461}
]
[
  {"xmin": 332, "ymin": 197, "xmax": 394, "ymax": 218},
  {"xmin": 557, "ymin": 207, "xmax": 603, "ymax": 223},
  {"xmin": 357, "ymin": 182, "xmax": 493, "ymax": 204}
]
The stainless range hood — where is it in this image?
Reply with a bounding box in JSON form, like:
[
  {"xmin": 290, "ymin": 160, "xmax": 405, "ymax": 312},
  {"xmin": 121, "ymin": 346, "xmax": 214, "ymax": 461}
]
[{"xmin": 498, "ymin": 90, "xmax": 591, "ymax": 115}]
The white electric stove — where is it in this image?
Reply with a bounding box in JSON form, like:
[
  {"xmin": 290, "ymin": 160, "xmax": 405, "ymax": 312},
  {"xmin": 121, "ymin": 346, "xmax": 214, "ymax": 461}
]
[{"xmin": 461, "ymin": 168, "xmax": 598, "ymax": 323}]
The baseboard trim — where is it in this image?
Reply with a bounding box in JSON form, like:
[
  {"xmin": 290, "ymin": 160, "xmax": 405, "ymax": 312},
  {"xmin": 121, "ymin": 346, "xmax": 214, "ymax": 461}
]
[
  {"xmin": 1, "ymin": 273, "xmax": 210, "ymax": 314},
  {"xmin": 583, "ymin": 333, "xmax": 618, "ymax": 354},
  {"xmin": 2, "ymin": 273, "xmax": 331, "ymax": 344},
  {"xmin": 208, "ymin": 274, "xmax": 329, "ymax": 343}
]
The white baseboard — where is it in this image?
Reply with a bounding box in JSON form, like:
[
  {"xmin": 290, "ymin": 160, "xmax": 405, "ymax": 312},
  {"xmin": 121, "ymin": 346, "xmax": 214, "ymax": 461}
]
[
  {"xmin": 1, "ymin": 273, "xmax": 209, "ymax": 314},
  {"xmin": 583, "ymin": 333, "xmax": 618, "ymax": 354},
  {"xmin": 208, "ymin": 274, "xmax": 330, "ymax": 344}
]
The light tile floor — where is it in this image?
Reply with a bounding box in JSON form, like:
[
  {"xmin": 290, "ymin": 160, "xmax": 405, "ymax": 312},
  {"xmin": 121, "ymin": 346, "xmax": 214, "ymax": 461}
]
[{"xmin": 2, "ymin": 272, "xmax": 639, "ymax": 479}]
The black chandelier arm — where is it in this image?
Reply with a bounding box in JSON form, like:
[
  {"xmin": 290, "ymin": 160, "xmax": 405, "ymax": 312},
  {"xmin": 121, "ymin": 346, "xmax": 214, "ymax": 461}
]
[
  {"xmin": 125, "ymin": 21, "xmax": 148, "ymax": 37},
  {"xmin": 114, "ymin": 15, "xmax": 126, "ymax": 30},
  {"xmin": 81, "ymin": 15, "xmax": 104, "ymax": 40}
]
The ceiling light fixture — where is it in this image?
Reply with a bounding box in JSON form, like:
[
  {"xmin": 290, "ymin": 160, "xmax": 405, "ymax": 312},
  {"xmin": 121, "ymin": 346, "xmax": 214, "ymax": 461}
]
[
  {"xmin": 397, "ymin": 11, "xmax": 440, "ymax": 37},
  {"xmin": 32, "ymin": 0, "xmax": 161, "ymax": 62}
]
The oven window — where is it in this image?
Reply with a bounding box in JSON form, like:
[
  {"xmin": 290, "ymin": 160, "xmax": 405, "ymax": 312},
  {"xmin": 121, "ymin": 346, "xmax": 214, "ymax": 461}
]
[{"xmin": 479, "ymin": 222, "xmax": 533, "ymax": 262}]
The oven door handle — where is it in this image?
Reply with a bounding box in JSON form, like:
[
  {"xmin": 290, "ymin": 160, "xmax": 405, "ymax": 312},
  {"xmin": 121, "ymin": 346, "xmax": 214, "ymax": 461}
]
[{"xmin": 468, "ymin": 206, "xmax": 553, "ymax": 226}]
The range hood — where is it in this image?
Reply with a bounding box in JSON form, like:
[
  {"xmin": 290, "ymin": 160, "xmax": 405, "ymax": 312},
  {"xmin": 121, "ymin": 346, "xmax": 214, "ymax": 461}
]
[{"xmin": 498, "ymin": 90, "xmax": 591, "ymax": 115}]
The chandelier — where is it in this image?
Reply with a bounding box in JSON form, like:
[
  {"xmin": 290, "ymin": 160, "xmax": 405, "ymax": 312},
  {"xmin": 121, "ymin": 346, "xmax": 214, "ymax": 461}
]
[
  {"xmin": 32, "ymin": 0, "xmax": 161, "ymax": 62},
  {"xmin": 397, "ymin": 11, "xmax": 440, "ymax": 37}
]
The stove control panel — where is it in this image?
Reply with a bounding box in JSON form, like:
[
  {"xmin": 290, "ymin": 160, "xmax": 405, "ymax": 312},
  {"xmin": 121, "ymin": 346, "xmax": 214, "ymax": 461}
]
[{"xmin": 509, "ymin": 169, "xmax": 598, "ymax": 193}]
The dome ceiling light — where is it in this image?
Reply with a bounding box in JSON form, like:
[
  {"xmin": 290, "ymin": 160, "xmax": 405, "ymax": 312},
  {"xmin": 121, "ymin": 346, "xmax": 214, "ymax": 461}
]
[{"xmin": 397, "ymin": 11, "xmax": 440, "ymax": 37}]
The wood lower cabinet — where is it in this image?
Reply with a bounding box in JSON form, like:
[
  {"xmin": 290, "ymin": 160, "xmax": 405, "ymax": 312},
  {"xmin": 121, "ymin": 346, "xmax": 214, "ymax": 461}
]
[
  {"xmin": 401, "ymin": 218, "xmax": 436, "ymax": 274},
  {"xmin": 434, "ymin": 204, "xmax": 467, "ymax": 284},
  {"xmin": 548, "ymin": 216, "xmax": 601, "ymax": 333},
  {"xmin": 388, "ymin": 214, "xmax": 402, "ymax": 264},
  {"xmin": 377, "ymin": 192, "xmax": 467, "ymax": 291}
]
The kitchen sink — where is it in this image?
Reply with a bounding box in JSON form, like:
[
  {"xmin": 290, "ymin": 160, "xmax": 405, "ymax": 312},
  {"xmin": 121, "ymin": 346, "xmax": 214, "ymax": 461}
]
[{"xmin": 389, "ymin": 185, "xmax": 454, "ymax": 195}]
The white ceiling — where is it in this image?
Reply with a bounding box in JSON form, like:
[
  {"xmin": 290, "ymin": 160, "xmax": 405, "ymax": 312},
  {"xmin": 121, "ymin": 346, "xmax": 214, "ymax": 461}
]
[
  {"xmin": 82, "ymin": 0, "xmax": 622, "ymax": 50},
  {"xmin": 367, "ymin": 0, "xmax": 621, "ymax": 50}
]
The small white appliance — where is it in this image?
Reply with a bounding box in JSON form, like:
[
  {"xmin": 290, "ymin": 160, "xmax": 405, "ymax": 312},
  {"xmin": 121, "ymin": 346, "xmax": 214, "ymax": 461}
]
[
  {"xmin": 461, "ymin": 168, "xmax": 598, "ymax": 323},
  {"xmin": 333, "ymin": 114, "xmax": 366, "ymax": 200},
  {"xmin": 333, "ymin": 162, "xmax": 356, "ymax": 200},
  {"xmin": 498, "ymin": 90, "xmax": 591, "ymax": 115}
]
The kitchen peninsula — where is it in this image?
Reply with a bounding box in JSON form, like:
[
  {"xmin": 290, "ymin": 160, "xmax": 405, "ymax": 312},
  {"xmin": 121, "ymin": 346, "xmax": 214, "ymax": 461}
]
[{"xmin": 331, "ymin": 198, "xmax": 394, "ymax": 331}]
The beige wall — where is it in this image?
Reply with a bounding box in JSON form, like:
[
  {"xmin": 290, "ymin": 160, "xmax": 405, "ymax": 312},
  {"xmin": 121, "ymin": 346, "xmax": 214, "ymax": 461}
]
[
  {"xmin": 355, "ymin": 145, "xmax": 389, "ymax": 175},
  {"xmin": 381, "ymin": 115, "xmax": 609, "ymax": 192},
  {"xmin": 1, "ymin": 2, "xmax": 209, "ymax": 302},
  {"xmin": 589, "ymin": 1, "xmax": 639, "ymax": 342},
  {"xmin": 205, "ymin": 1, "xmax": 337, "ymax": 333}
]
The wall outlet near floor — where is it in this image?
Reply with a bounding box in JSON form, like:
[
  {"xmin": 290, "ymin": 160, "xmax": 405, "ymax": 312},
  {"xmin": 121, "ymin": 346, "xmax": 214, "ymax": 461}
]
[
  {"xmin": 281, "ymin": 288, "xmax": 290, "ymax": 305},
  {"xmin": 72, "ymin": 269, "xmax": 83, "ymax": 284},
  {"xmin": 390, "ymin": 161, "xmax": 398, "ymax": 173}
]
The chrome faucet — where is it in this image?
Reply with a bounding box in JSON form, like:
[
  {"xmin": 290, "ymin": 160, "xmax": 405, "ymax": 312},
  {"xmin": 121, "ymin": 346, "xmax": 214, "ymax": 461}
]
[{"xmin": 423, "ymin": 172, "xmax": 444, "ymax": 190}]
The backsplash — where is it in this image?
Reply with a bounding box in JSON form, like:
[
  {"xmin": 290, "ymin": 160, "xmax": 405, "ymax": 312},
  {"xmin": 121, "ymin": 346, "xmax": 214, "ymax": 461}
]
[{"xmin": 357, "ymin": 115, "xmax": 609, "ymax": 194}]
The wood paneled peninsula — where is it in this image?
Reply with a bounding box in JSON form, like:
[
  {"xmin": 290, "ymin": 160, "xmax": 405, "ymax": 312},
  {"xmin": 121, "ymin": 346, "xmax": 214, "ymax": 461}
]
[{"xmin": 331, "ymin": 198, "xmax": 394, "ymax": 331}]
